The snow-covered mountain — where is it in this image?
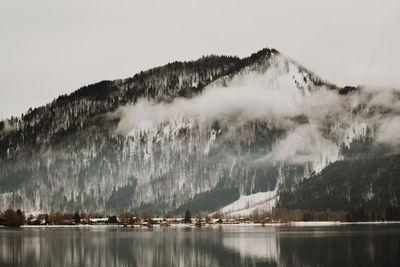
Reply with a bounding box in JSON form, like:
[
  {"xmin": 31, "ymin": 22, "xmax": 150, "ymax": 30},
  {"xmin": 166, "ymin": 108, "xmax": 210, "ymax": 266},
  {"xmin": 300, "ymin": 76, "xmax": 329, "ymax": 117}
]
[{"xmin": 0, "ymin": 48, "xmax": 399, "ymax": 214}]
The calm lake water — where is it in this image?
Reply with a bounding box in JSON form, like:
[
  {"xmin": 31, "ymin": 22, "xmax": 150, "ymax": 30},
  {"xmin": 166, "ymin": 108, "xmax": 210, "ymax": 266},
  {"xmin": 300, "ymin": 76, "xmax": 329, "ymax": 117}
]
[{"xmin": 0, "ymin": 224, "xmax": 399, "ymax": 267}]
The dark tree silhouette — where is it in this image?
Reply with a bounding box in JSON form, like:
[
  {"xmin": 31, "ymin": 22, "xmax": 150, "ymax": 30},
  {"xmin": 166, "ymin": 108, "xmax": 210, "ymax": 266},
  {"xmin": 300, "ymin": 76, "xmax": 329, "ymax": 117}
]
[
  {"xmin": 385, "ymin": 205, "xmax": 400, "ymax": 221},
  {"xmin": 74, "ymin": 211, "xmax": 81, "ymax": 224},
  {"xmin": 184, "ymin": 210, "xmax": 191, "ymax": 224},
  {"xmin": 108, "ymin": 215, "xmax": 117, "ymax": 224},
  {"xmin": 4, "ymin": 209, "xmax": 25, "ymax": 227}
]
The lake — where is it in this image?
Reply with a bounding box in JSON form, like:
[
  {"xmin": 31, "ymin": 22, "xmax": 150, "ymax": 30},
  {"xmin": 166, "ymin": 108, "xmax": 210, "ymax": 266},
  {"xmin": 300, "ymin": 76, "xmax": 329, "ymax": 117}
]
[{"xmin": 0, "ymin": 224, "xmax": 399, "ymax": 267}]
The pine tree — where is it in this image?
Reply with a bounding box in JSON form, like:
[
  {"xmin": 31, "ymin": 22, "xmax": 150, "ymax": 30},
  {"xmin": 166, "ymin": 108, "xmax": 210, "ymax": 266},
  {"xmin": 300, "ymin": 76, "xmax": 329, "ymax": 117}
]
[
  {"xmin": 184, "ymin": 210, "xmax": 191, "ymax": 224},
  {"xmin": 74, "ymin": 211, "xmax": 80, "ymax": 225}
]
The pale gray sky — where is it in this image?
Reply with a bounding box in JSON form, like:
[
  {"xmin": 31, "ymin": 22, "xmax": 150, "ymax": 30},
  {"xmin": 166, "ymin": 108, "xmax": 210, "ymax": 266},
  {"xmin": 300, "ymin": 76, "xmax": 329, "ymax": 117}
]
[{"xmin": 1, "ymin": 0, "xmax": 399, "ymax": 118}]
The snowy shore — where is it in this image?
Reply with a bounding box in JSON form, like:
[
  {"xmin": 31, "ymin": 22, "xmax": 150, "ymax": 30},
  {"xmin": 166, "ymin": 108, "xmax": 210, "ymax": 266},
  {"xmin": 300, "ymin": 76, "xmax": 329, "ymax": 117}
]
[{"xmin": 16, "ymin": 221, "xmax": 400, "ymax": 229}]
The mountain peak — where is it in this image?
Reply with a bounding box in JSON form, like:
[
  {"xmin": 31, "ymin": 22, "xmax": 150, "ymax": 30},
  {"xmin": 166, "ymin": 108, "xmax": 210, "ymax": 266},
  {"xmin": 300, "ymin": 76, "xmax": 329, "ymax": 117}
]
[{"xmin": 1, "ymin": 47, "xmax": 399, "ymax": 215}]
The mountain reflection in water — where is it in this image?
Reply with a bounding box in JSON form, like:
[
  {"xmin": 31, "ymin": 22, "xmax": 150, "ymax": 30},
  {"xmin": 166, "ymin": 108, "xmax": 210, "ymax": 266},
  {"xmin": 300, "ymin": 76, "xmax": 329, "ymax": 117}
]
[{"xmin": 0, "ymin": 225, "xmax": 399, "ymax": 267}]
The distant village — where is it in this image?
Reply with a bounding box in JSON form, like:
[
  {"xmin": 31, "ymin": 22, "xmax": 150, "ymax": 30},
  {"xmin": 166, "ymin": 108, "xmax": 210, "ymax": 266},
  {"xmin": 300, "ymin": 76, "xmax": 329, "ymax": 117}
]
[
  {"xmin": 0, "ymin": 208, "xmax": 277, "ymax": 227},
  {"xmin": 1, "ymin": 206, "xmax": 400, "ymax": 228}
]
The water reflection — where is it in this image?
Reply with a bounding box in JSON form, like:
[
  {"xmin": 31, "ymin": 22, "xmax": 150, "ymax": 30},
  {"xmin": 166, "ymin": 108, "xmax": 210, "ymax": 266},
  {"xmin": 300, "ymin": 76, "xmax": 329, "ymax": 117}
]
[
  {"xmin": 0, "ymin": 225, "xmax": 399, "ymax": 267},
  {"xmin": 221, "ymin": 228, "xmax": 279, "ymax": 265}
]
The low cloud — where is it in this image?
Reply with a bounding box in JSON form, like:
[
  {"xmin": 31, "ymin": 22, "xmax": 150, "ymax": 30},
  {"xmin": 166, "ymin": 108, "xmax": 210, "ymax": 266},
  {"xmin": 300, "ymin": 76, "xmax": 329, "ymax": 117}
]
[
  {"xmin": 256, "ymin": 125, "xmax": 339, "ymax": 165},
  {"xmin": 115, "ymin": 59, "xmax": 344, "ymax": 136},
  {"xmin": 114, "ymin": 57, "xmax": 400, "ymax": 167},
  {"xmin": 376, "ymin": 117, "xmax": 400, "ymax": 149},
  {"xmin": 116, "ymin": 84, "xmax": 301, "ymax": 134}
]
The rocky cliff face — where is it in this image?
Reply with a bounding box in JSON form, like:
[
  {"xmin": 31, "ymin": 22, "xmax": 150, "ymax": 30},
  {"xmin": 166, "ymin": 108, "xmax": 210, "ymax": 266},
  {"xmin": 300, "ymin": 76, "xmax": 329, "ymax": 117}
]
[{"xmin": 0, "ymin": 48, "xmax": 399, "ymax": 214}]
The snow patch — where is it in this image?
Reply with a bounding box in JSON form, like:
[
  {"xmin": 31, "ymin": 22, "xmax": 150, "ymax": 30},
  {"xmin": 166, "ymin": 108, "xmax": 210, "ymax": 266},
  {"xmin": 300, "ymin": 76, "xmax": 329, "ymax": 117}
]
[
  {"xmin": 220, "ymin": 190, "xmax": 278, "ymax": 217},
  {"xmin": 343, "ymin": 122, "xmax": 369, "ymax": 148}
]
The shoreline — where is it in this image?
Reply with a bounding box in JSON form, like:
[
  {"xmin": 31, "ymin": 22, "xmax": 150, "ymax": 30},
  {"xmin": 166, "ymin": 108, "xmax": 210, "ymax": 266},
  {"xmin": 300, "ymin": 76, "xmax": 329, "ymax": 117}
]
[{"xmin": 5, "ymin": 220, "xmax": 399, "ymax": 229}]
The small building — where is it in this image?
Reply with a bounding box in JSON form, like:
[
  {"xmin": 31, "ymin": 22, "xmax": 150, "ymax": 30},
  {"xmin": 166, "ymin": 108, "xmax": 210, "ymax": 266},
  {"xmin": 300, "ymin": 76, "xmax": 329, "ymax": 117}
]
[
  {"xmin": 212, "ymin": 218, "xmax": 223, "ymax": 224},
  {"xmin": 151, "ymin": 218, "xmax": 164, "ymax": 224},
  {"xmin": 224, "ymin": 218, "xmax": 238, "ymax": 224},
  {"xmin": 165, "ymin": 218, "xmax": 184, "ymax": 224},
  {"xmin": 89, "ymin": 218, "xmax": 109, "ymax": 224},
  {"xmin": 80, "ymin": 218, "xmax": 90, "ymax": 224},
  {"xmin": 261, "ymin": 217, "xmax": 272, "ymax": 224}
]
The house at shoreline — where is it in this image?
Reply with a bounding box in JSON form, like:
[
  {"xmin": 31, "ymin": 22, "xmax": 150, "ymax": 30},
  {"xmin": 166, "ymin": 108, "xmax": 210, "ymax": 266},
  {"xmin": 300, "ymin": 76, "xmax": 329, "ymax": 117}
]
[{"xmin": 89, "ymin": 218, "xmax": 109, "ymax": 224}]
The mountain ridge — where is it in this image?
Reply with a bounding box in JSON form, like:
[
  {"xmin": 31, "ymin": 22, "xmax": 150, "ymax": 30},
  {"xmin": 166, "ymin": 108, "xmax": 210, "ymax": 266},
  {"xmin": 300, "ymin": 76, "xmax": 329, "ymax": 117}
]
[{"xmin": 0, "ymin": 47, "xmax": 398, "ymax": 215}]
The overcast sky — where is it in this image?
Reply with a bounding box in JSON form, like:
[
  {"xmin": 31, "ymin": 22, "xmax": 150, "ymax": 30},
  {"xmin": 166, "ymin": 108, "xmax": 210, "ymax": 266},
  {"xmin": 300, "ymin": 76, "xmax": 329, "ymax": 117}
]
[{"xmin": 1, "ymin": 0, "xmax": 399, "ymax": 118}]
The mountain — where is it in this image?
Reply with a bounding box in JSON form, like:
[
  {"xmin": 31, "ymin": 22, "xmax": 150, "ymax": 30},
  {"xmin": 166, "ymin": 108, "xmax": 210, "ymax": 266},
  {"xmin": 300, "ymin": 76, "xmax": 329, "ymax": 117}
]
[
  {"xmin": 279, "ymin": 155, "xmax": 400, "ymax": 212},
  {"xmin": 0, "ymin": 48, "xmax": 399, "ymax": 215}
]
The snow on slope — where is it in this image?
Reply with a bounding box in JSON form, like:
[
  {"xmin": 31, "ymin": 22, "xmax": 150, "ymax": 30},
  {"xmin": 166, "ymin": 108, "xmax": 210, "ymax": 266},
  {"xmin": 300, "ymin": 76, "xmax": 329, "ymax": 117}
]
[{"xmin": 220, "ymin": 190, "xmax": 278, "ymax": 217}]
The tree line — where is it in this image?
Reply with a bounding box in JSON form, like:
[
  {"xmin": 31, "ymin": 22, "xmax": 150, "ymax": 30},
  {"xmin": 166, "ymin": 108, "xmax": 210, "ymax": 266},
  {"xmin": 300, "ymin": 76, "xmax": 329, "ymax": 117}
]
[{"xmin": 2, "ymin": 205, "xmax": 400, "ymax": 228}]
